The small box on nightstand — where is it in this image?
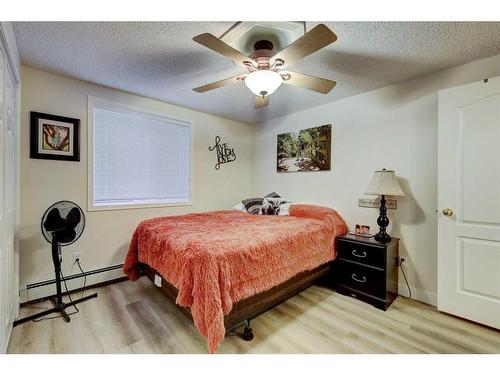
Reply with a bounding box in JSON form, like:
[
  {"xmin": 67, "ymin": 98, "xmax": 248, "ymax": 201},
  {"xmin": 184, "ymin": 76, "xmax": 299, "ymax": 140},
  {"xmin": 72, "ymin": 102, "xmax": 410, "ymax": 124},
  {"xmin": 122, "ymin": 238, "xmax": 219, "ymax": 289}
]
[{"xmin": 334, "ymin": 234, "xmax": 399, "ymax": 311}]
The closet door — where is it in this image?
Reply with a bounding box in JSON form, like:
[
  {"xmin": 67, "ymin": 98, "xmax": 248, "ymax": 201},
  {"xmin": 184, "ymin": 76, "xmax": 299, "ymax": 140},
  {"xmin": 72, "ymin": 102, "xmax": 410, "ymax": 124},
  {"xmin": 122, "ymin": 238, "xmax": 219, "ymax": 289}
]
[
  {"xmin": 5, "ymin": 62, "xmax": 16, "ymax": 330},
  {"xmin": 0, "ymin": 41, "xmax": 18, "ymax": 353},
  {"xmin": 0, "ymin": 45, "xmax": 5, "ymax": 352}
]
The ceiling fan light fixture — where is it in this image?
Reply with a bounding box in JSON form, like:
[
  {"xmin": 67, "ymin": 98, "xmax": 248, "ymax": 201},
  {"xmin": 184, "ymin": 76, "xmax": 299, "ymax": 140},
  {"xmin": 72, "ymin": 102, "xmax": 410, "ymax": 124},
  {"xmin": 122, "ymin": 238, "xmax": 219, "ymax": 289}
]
[
  {"xmin": 192, "ymin": 24, "xmax": 338, "ymax": 108},
  {"xmin": 244, "ymin": 70, "xmax": 282, "ymax": 97}
]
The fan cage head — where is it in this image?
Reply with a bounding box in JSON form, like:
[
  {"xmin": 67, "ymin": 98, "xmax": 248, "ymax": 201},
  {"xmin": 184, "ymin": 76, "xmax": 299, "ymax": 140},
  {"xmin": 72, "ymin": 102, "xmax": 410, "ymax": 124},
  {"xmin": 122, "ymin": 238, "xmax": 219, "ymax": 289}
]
[{"xmin": 41, "ymin": 200, "xmax": 85, "ymax": 246}]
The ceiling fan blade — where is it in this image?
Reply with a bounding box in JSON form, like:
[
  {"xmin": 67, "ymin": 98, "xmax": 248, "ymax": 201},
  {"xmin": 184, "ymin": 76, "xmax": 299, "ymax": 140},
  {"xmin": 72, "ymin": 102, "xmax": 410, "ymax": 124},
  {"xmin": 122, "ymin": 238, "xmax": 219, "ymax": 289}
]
[
  {"xmin": 272, "ymin": 24, "xmax": 337, "ymax": 67},
  {"xmin": 193, "ymin": 75, "xmax": 245, "ymax": 93},
  {"xmin": 283, "ymin": 71, "xmax": 336, "ymax": 94},
  {"xmin": 193, "ymin": 33, "xmax": 254, "ymax": 66},
  {"xmin": 255, "ymin": 95, "xmax": 269, "ymax": 109}
]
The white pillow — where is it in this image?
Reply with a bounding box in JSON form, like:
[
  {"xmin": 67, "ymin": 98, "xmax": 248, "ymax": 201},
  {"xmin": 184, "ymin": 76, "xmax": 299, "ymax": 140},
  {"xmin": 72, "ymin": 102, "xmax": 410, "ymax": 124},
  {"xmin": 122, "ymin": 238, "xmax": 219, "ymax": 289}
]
[
  {"xmin": 232, "ymin": 202, "xmax": 247, "ymax": 212},
  {"xmin": 259, "ymin": 197, "xmax": 291, "ymax": 216}
]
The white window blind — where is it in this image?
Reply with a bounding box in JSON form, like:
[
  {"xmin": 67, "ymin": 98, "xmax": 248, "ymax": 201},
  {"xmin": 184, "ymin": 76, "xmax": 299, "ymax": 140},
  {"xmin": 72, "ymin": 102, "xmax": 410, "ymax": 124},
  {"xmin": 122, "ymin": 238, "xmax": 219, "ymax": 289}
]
[{"xmin": 92, "ymin": 104, "xmax": 190, "ymax": 208}]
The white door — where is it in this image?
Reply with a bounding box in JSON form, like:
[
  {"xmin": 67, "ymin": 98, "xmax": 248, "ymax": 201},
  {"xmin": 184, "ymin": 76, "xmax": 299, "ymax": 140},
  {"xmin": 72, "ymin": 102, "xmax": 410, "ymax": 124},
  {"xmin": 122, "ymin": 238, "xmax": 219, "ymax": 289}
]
[
  {"xmin": 4, "ymin": 58, "xmax": 17, "ymax": 326},
  {"xmin": 438, "ymin": 76, "xmax": 500, "ymax": 328},
  {"xmin": 0, "ymin": 44, "xmax": 6, "ymax": 351},
  {"xmin": 0, "ymin": 40, "xmax": 18, "ymax": 352}
]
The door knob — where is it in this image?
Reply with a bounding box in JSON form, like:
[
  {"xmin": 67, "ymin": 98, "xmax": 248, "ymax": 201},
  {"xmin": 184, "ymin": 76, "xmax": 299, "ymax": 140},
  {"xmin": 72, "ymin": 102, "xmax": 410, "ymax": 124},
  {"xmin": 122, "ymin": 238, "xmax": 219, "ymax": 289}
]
[{"xmin": 442, "ymin": 208, "xmax": 453, "ymax": 217}]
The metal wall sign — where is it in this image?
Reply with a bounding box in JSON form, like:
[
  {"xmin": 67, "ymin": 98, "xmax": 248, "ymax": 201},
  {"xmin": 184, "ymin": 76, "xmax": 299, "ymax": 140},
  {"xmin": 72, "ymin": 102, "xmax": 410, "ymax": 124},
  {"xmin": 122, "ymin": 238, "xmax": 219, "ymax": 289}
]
[
  {"xmin": 209, "ymin": 136, "xmax": 236, "ymax": 170},
  {"xmin": 358, "ymin": 197, "xmax": 397, "ymax": 210}
]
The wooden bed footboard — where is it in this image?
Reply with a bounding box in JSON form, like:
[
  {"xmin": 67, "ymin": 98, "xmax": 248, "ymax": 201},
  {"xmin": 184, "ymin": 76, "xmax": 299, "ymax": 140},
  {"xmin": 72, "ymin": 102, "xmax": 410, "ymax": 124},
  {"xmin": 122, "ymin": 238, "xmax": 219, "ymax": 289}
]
[{"xmin": 140, "ymin": 262, "xmax": 331, "ymax": 332}]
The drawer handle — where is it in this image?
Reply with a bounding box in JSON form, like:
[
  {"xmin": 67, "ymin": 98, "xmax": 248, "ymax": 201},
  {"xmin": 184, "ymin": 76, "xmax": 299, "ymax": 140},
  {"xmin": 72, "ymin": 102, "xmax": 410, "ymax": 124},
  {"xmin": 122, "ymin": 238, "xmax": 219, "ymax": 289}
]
[
  {"xmin": 351, "ymin": 273, "xmax": 367, "ymax": 283},
  {"xmin": 352, "ymin": 249, "xmax": 367, "ymax": 258}
]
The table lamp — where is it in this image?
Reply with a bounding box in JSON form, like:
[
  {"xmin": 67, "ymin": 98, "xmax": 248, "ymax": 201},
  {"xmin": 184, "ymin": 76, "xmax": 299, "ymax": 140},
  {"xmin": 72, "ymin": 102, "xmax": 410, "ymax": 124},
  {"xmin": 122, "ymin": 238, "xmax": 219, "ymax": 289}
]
[{"xmin": 365, "ymin": 169, "xmax": 406, "ymax": 243}]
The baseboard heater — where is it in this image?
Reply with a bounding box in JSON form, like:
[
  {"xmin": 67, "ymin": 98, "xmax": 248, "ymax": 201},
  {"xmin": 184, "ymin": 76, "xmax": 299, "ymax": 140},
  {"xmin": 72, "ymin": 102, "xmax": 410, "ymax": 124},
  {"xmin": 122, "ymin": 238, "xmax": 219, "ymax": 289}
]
[{"xmin": 22, "ymin": 263, "xmax": 125, "ymax": 306}]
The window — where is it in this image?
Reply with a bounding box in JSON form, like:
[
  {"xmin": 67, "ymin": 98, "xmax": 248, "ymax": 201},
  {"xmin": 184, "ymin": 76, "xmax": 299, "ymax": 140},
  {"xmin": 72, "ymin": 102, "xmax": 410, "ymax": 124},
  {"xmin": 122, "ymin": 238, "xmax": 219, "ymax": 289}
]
[{"xmin": 89, "ymin": 98, "xmax": 191, "ymax": 210}]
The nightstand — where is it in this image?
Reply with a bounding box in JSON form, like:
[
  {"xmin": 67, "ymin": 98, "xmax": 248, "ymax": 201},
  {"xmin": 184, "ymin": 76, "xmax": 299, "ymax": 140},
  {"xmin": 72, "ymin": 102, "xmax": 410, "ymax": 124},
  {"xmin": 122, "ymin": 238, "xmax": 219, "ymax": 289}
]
[{"xmin": 335, "ymin": 234, "xmax": 399, "ymax": 311}]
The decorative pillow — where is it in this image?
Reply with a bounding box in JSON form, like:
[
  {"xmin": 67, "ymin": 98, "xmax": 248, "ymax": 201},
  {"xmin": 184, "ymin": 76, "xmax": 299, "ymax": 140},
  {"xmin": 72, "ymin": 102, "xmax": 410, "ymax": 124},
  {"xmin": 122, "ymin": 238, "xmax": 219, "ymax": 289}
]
[
  {"xmin": 259, "ymin": 197, "xmax": 291, "ymax": 216},
  {"xmin": 241, "ymin": 192, "xmax": 280, "ymax": 214},
  {"xmin": 232, "ymin": 202, "xmax": 247, "ymax": 212}
]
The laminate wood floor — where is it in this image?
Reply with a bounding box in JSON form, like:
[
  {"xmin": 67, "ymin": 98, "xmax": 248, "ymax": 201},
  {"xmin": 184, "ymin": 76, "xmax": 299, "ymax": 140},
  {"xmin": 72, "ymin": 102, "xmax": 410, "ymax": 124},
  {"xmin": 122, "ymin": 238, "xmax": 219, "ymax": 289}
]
[{"xmin": 7, "ymin": 278, "xmax": 500, "ymax": 354}]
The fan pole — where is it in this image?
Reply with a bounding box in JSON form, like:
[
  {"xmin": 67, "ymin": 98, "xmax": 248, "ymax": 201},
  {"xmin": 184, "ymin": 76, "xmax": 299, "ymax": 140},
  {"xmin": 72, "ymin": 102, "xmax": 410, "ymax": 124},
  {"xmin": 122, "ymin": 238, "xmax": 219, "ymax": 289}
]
[
  {"xmin": 52, "ymin": 240, "xmax": 63, "ymax": 306},
  {"xmin": 49, "ymin": 237, "xmax": 71, "ymax": 321}
]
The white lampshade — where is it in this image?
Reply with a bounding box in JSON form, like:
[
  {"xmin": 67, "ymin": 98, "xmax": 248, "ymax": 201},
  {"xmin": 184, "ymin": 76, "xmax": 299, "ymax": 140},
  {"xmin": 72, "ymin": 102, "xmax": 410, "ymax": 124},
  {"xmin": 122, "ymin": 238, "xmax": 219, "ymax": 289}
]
[
  {"xmin": 365, "ymin": 169, "xmax": 406, "ymax": 196},
  {"xmin": 245, "ymin": 70, "xmax": 283, "ymax": 97}
]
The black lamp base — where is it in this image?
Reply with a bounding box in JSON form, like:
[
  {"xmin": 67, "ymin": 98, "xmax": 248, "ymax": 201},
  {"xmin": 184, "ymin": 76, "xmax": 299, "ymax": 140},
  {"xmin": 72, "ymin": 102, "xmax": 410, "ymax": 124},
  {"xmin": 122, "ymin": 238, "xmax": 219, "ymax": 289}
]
[
  {"xmin": 375, "ymin": 195, "xmax": 391, "ymax": 243},
  {"xmin": 374, "ymin": 231, "xmax": 391, "ymax": 243}
]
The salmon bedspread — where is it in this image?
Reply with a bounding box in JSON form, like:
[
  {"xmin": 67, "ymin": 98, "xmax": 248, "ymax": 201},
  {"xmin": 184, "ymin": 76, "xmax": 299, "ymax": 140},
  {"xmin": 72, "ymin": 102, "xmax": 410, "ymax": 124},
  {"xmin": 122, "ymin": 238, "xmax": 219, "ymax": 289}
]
[{"xmin": 124, "ymin": 204, "xmax": 347, "ymax": 353}]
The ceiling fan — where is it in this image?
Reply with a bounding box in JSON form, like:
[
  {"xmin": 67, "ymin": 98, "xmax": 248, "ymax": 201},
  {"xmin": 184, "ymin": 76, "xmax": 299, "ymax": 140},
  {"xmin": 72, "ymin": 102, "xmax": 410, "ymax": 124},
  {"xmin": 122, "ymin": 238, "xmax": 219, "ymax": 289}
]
[{"xmin": 192, "ymin": 24, "xmax": 337, "ymax": 108}]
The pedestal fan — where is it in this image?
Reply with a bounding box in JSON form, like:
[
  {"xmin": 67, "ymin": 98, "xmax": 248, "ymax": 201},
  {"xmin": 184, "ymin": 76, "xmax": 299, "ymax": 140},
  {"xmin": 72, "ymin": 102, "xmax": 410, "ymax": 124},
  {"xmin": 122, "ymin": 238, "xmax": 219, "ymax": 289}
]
[{"xmin": 14, "ymin": 201, "xmax": 98, "ymax": 326}]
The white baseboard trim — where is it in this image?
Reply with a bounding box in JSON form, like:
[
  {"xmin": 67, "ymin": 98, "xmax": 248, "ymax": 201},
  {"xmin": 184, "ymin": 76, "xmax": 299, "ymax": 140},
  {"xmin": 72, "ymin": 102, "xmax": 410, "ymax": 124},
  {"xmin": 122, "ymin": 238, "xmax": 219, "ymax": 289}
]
[{"xmin": 398, "ymin": 282, "xmax": 437, "ymax": 306}]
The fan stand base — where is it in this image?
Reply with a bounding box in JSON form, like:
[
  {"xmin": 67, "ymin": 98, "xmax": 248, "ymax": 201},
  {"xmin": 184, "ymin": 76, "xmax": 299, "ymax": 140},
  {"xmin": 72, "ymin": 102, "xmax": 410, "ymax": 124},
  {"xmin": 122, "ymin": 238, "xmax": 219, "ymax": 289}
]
[
  {"xmin": 14, "ymin": 234, "xmax": 98, "ymax": 327},
  {"xmin": 13, "ymin": 292, "xmax": 98, "ymax": 327}
]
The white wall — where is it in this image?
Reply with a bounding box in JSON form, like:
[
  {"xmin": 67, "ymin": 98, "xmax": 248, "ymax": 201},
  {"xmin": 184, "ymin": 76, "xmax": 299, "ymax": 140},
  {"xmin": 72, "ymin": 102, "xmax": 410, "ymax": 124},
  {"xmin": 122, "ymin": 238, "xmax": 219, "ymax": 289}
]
[
  {"xmin": 253, "ymin": 54, "xmax": 500, "ymax": 305},
  {"xmin": 19, "ymin": 66, "xmax": 255, "ymax": 301}
]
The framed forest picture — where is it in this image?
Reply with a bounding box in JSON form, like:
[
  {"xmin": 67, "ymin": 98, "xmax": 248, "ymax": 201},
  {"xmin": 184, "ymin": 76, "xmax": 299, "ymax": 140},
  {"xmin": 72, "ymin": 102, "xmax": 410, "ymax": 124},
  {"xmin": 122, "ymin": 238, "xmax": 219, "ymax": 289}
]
[
  {"xmin": 277, "ymin": 124, "xmax": 331, "ymax": 172},
  {"xmin": 30, "ymin": 111, "xmax": 80, "ymax": 162}
]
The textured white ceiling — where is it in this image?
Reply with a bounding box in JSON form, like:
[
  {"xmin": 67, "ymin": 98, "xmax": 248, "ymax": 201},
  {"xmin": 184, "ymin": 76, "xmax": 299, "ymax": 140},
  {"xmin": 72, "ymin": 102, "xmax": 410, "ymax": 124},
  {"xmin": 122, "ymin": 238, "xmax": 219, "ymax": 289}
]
[{"xmin": 13, "ymin": 21, "xmax": 500, "ymax": 124}]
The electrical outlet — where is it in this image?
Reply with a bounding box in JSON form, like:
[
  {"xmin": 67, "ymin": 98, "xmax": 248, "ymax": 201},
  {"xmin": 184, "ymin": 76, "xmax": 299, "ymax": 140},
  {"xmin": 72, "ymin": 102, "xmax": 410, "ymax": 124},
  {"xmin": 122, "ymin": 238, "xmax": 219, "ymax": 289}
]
[
  {"xmin": 73, "ymin": 252, "xmax": 82, "ymax": 263},
  {"xmin": 400, "ymin": 257, "xmax": 408, "ymax": 268}
]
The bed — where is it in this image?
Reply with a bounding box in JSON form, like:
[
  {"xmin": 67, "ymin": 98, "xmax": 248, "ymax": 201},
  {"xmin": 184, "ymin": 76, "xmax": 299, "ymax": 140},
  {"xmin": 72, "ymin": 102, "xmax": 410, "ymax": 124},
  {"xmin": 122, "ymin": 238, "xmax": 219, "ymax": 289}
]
[{"xmin": 124, "ymin": 204, "xmax": 347, "ymax": 353}]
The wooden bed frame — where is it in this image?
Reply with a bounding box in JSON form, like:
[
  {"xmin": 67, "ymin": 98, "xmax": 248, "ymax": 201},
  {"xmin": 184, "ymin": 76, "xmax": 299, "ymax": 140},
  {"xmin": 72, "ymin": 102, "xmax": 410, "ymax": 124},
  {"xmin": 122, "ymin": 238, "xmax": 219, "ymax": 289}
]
[{"xmin": 140, "ymin": 262, "xmax": 331, "ymax": 340}]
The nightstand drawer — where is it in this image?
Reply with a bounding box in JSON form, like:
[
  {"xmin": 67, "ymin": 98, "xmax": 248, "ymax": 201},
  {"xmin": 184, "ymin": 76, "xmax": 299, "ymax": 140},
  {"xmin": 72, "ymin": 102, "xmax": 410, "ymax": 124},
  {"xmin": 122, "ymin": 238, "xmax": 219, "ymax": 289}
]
[
  {"xmin": 336, "ymin": 260, "xmax": 386, "ymax": 298},
  {"xmin": 337, "ymin": 240, "xmax": 385, "ymax": 269},
  {"xmin": 336, "ymin": 285, "xmax": 389, "ymax": 311}
]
